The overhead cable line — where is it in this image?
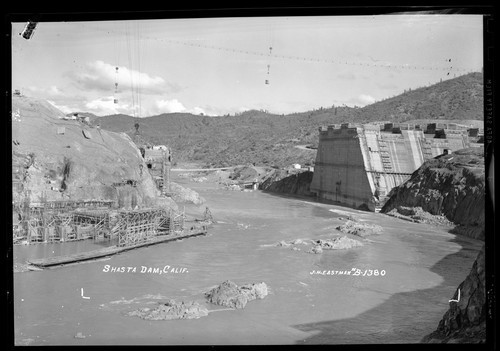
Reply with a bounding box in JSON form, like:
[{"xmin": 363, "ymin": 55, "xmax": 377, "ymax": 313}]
[{"xmin": 80, "ymin": 22, "xmax": 474, "ymax": 73}]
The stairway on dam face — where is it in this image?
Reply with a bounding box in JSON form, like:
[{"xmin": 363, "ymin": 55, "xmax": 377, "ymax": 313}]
[
  {"xmin": 310, "ymin": 123, "xmax": 474, "ymax": 212},
  {"xmin": 377, "ymin": 139, "xmax": 393, "ymax": 173}
]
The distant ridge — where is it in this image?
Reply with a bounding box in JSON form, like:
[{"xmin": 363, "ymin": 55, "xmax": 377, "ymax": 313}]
[{"xmin": 93, "ymin": 72, "xmax": 483, "ymax": 167}]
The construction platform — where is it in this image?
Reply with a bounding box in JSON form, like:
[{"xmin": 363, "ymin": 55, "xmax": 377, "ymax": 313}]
[{"xmin": 27, "ymin": 226, "xmax": 208, "ymax": 269}]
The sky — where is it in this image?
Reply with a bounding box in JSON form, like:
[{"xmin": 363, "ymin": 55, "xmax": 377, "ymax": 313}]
[{"xmin": 11, "ymin": 14, "xmax": 484, "ymax": 117}]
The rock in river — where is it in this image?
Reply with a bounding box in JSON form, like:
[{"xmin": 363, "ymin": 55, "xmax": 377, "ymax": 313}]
[
  {"xmin": 307, "ymin": 245, "xmax": 323, "ymax": 254},
  {"xmin": 128, "ymin": 299, "xmax": 209, "ymax": 320},
  {"xmin": 274, "ymin": 240, "xmax": 291, "ymax": 247},
  {"xmin": 307, "ymin": 236, "xmax": 363, "ymax": 253},
  {"xmin": 291, "ymin": 238, "xmax": 308, "ymax": 245},
  {"xmin": 317, "ymin": 236, "xmax": 363, "ymax": 250},
  {"xmin": 205, "ymin": 280, "xmax": 268, "ymax": 309},
  {"xmin": 335, "ymin": 220, "xmax": 382, "ymax": 237}
]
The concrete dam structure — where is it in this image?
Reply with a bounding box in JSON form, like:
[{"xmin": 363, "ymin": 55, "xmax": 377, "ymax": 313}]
[{"xmin": 310, "ymin": 122, "xmax": 478, "ymax": 211}]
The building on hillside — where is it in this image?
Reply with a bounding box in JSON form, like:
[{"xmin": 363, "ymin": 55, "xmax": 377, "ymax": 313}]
[{"xmin": 310, "ymin": 122, "xmax": 477, "ymax": 211}]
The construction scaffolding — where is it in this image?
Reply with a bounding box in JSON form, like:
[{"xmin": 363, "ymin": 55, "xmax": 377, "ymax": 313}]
[
  {"xmin": 203, "ymin": 207, "xmax": 214, "ymax": 223},
  {"xmin": 12, "ymin": 197, "xmax": 192, "ymax": 247},
  {"xmin": 12, "ymin": 199, "xmax": 115, "ymax": 244},
  {"xmin": 72, "ymin": 209, "xmax": 112, "ymax": 241},
  {"xmin": 117, "ymin": 208, "xmax": 167, "ymax": 247}
]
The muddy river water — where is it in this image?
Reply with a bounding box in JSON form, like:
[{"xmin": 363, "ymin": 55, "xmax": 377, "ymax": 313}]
[{"xmin": 13, "ymin": 174, "xmax": 483, "ymax": 345}]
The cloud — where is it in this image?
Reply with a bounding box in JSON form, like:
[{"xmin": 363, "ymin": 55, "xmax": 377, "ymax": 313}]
[
  {"xmin": 191, "ymin": 107, "xmax": 206, "ymax": 115},
  {"xmin": 358, "ymin": 94, "xmax": 376, "ymax": 105},
  {"xmin": 66, "ymin": 60, "xmax": 180, "ymax": 95},
  {"xmin": 86, "ymin": 96, "xmax": 114, "ymax": 109},
  {"xmin": 84, "ymin": 96, "xmax": 135, "ymax": 116},
  {"xmin": 81, "ymin": 96, "xmax": 200, "ymax": 117},
  {"xmin": 27, "ymin": 85, "xmax": 66, "ymax": 97},
  {"xmin": 190, "ymin": 105, "xmax": 230, "ymax": 116},
  {"xmin": 346, "ymin": 94, "xmax": 377, "ymax": 107},
  {"xmin": 146, "ymin": 99, "xmax": 232, "ymax": 117},
  {"xmin": 47, "ymin": 100, "xmax": 73, "ymax": 114},
  {"xmin": 156, "ymin": 99, "xmax": 186, "ymax": 113}
]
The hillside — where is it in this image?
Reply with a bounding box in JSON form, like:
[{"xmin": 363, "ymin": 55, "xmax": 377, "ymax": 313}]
[
  {"xmin": 12, "ymin": 95, "xmax": 176, "ymax": 210},
  {"xmin": 356, "ymin": 72, "xmax": 484, "ymax": 122},
  {"xmin": 93, "ymin": 72, "xmax": 483, "ymax": 168}
]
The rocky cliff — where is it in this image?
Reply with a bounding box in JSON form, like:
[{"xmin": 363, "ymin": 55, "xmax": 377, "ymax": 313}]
[
  {"xmin": 380, "ymin": 147, "xmax": 487, "ymax": 343},
  {"xmin": 422, "ymin": 246, "xmax": 486, "ymax": 343},
  {"xmin": 259, "ymin": 169, "xmax": 314, "ymax": 196},
  {"xmin": 381, "ymin": 148, "xmax": 485, "ymax": 240},
  {"xmin": 12, "ymin": 95, "xmax": 176, "ymax": 210}
]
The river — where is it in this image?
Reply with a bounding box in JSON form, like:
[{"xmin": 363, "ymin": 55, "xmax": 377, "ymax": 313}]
[{"xmin": 13, "ymin": 174, "xmax": 483, "ymax": 345}]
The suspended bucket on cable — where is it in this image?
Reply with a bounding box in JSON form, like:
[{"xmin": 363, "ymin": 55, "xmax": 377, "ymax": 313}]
[
  {"xmin": 264, "ymin": 44, "xmax": 272, "ymax": 85},
  {"xmin": 114, "ymin": 67, "xmax": 119, "ymax": 104}
]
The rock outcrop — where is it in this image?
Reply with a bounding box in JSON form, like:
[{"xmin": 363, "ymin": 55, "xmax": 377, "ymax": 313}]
[
  {"xmin": 290, "ymin": 238, "xmax": 308, "ymax": 245},
  {"xmin": 385, "ymin": 206, "xmax": 455, "ymax": 227},
  {"xmin": 128, "ymin": 299, "xmax": 209, "ymax": 320},
  {"xmin": 205, "ymin": 280, "xmax": 268, "ymax": 309},
  {"xmin": 274, "ymin": 240, "xmax": 292, "ymax": 247},
  {"xmin": 169, "ymin": 182, "xmax": 206, "ymax": 205},
  {"xmin": 312, "ymin": 236, "xmax": 364, "ymax": 250},
  {"xmin": 228, "ymin": 166, "xmax": 260, "ymax": 183},
  {"xmin": 381, "ymin": 148, "xmax": 485, "ymax": 240},
  {"xmin": 306, "ymin": 236, "xmax": 363, "ymax": 254},
  {"xmin": 11, "ymin": 95, "xmax": 177, "ymax": 210},
  {"xmin": 274, "ymin": 239, "xmax": 309, "ymax": 247},
  {"xmin": 335, "ymin": 220, "xmax": 383, "ymax": 237},
  {"xmin": 273, "ymin": 236, "xmax": 362, "ymax": 253},
  {"xmin": 307, "ymin": 245, "xmax": 323, "ymax": 254},
  {"xmin": 422, "ymin": 246, "xmax": 486, "ymax": 343},
  {"xmin": 260, "ymin": 169, "xmax": 314, "ymax": 196}
]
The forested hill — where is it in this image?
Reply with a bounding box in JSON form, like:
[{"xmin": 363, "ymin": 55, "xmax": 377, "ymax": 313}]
[{"xmin": 93, "ymin": 72, "xmax": 483, "ymax": 167}]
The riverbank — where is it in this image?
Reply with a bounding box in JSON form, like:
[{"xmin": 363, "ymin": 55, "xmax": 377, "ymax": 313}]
[{"xmin": 422, "ymin": 245, "xmax": 486, "ymax": 343}]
